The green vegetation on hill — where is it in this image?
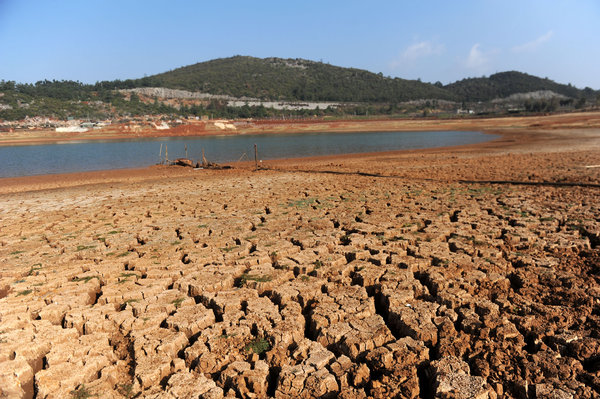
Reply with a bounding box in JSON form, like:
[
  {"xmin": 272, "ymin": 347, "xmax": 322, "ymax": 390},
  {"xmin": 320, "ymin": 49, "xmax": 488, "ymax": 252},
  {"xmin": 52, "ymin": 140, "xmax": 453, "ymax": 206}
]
[
  {"xmin": 0, "ymin": 56, "xmax": 598, "ymax": 121},
  {"xmin": 444, "ymin": 71, "xmax": 597, "ymax": 102},
  {"xmin": 101, "ymin": 56, "xmax": 456, "ymax": 103}
]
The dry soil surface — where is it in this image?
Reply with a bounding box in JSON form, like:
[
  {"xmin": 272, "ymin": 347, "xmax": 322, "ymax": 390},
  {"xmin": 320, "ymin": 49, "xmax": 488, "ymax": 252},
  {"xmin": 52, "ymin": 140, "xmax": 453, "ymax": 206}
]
[{"xmin": 1, "ymin": 125, "xmax": 600, "ymax": 398}]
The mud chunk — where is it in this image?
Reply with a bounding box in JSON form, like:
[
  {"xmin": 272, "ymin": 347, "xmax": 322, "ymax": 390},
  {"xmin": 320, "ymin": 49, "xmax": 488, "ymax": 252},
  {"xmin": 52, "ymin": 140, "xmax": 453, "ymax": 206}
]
[{"xmin": 430, "ymin": 356, "xmax": 491, "ymax": 399}]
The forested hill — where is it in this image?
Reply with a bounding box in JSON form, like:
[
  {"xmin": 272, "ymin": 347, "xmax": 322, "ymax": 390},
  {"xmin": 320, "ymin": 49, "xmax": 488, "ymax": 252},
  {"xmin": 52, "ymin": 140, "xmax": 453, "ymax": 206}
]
[
  {"xmin": 108, "ymin": 56, "xmax": 455, "ymax": 103},
  {"xmin": 444, "ymin": 71, "xmax": 597, "ymax": 102},
  {"xmin": 1, "ymin": 56, "xmax": 598, "ymax": 121}
]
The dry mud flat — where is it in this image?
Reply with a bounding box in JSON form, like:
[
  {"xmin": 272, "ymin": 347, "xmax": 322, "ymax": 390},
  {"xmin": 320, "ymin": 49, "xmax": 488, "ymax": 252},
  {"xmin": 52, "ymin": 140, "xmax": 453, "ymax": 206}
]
[{"xmin": 1, "ymin": 137, "xmax": 600, "ymax": 397}]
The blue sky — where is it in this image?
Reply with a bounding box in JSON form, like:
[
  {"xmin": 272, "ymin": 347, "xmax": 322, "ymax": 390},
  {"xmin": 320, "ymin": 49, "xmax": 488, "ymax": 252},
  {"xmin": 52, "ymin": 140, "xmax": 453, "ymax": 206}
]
[{"xmin": 1, "ymin": 0, "xmax": 599, "ymax": 88}]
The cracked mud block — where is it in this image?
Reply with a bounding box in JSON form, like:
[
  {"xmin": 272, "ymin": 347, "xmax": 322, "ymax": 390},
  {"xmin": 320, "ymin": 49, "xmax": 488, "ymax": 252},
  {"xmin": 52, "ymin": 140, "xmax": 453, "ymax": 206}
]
[
  {"xmin": 308, "ymin": 284, "xmax": 395, "ymax": 360},
  {"xmin": 365, "ymin": 337, "xmax": 429, "ymax": 398},
  {"xmin": 430, "ymin": 356, "xmax": 492, "ymax": 399},
  {"xmin": 275, "ymin": 340, "xmax": 338, "ymax": 398}
]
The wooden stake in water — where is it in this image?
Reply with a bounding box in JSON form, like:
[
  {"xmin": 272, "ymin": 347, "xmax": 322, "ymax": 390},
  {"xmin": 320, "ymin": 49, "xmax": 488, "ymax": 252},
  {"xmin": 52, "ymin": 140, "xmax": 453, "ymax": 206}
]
[
  {"xmin": 165, "ymin": 144, "xmax": 169, "ymax": 164},
  {"xmin": 254, "ymin": 144, "xmax": 258, "ymax": 169},
  {"xmin": 185, "ymin": 144, "xmax": 188, "ymax": 159},
  {"xmin": 159, "ymin": 143, "xmax": 163, "ymax": 164}
]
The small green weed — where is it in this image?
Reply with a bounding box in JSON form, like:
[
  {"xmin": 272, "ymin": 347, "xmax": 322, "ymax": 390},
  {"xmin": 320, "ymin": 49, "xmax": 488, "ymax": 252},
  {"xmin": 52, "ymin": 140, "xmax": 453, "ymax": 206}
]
[
  {"xmin": 76, "ymin": 245, "xmax": 96, "ymax": 252},
  {"xmin": 238, "ymin": 273, "xmax": 272, "ymax": 286},
  {"xmin": 72, "ymin": 276, "xmax": 99, "ymax": 283},
  {"xmin": 71, "ymin": 384, "xmax": 95, "ymax": 399},
  {"xmin": 172, "ymin": 297, "xmax": 185, "ymax": 309},
  {"xmin": 28, "ymin": 263, "xmax": 42, "ymax": 275},
  {"xmin": 245, "ymin": 337, "xmax": 270, "ymax": 355},
  {"xmin": 16, "ymin": 289, "xmax": 32, "ymax": 296}
]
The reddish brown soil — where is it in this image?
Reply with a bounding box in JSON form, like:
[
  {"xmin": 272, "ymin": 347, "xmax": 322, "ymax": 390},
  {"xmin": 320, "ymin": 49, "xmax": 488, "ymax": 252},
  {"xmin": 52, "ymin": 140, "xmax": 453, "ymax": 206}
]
[{"xmin": 1, "ymin": 116, "xmax": 600, "ymax": 398}]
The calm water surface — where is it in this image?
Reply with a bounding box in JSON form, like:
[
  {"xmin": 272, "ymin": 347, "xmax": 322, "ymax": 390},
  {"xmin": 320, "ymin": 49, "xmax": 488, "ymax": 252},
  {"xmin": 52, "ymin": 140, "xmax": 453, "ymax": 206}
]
[{"xmin": 0, "ymin": 130, "xmax": 495, "ymax": 178}]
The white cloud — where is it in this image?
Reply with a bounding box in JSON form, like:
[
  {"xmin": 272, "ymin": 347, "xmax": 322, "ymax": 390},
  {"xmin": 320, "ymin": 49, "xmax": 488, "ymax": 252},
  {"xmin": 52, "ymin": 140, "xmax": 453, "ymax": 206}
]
[
  {"xmin": 465, "ymin": 43, "xmax": 487, "ymax": 70},
  {"xmin": 401, "ymin": 40, "xmax": 443, "ymax": 61},
  {"xmin": 512, "ymin": 30, "xmax": 554, "ymax": 53}
]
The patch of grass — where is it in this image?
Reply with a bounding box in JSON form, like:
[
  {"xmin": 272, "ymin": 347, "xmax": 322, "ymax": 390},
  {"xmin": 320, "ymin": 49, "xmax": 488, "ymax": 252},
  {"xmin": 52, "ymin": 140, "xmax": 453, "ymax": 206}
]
[
  {"xmin": 120, "ymin": 299, "xmax": 139, "ymax": 308},
  {"xmin": 107, "ymin": 230, "xmax": 120, "ymax": 235},
  {"xmin": 172, "ymin": 297, "xmax": 185, "ymax": 309},
  {"xmin": 120, "ymin": 273, "xmax": 137, "ymax": 279},
  {"xmin": 238, "ymin": 273, "xmax": 272, "ymax": 286},
  {"xmin": 197, "ymin": 224, "xmax": 208, "ymax": 228},
  {"xmin": 16, "ymin": 289, "xmax": 32, "ymax": 296},
  {"xmin": 72, "ymin": 276, "xmax": 99, "ymax": 283},
  {"xmin": 10, "ymin": 250, "xmax": 25, "ymax": 255},
  {"xmin": 286, "ymin": 198, "xmax": 316, "ymax": 209},
  {"xmin": 76, "ymin": 245, "xmax": 96, "ymax": 252},
  {"xmin": 219, "ymin": 332, "xmax": 238, "ymax": 339},
  {"xmin": 300, "ymin": 275, "xmax": 310, "ymax": 282},
  {"xmin": 116, "ymin": 252, "xmax": 130, "ymax": 258},
  {"xmin": 245, "ymin": 337, "xmax": 270, "ymax": 355},
  {"xmin": 171, "ymin": 240, "xmax": 181, "ymax": 245},
  {"xmin": 70, "ymin": 384, "xmax": 95, "ymax": 399},
  {"xmin": 313, "ymin": 260, "xmax": 323, "ymax": 269},
  {"xmin": 245, "ymin": 235, "xmax": 257, "ymax": 241},
  {"xmin": 117, "ymin": 383, "xmax": 134, "ymax": 399},
  {"xmin": 220, "ymin": 246, "xmax": 239, "ymax": 253},
  {"xmin": 27, "ymin": 263, "xmax": 42, "ymax": 276}
]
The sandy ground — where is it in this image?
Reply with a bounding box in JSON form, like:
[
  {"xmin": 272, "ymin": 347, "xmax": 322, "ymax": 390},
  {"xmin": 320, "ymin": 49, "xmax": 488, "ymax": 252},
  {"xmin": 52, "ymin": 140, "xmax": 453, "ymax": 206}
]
[{"xmin": 1, "ymin": 116, "xmax": 600, "ymax": 398}]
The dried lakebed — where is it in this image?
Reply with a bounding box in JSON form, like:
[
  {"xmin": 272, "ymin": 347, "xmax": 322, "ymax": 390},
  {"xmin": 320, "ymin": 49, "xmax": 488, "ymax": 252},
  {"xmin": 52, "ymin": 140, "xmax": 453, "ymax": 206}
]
[{"xmin": 0, "ymin": 149, "xmax": 599, "ymax": 398}]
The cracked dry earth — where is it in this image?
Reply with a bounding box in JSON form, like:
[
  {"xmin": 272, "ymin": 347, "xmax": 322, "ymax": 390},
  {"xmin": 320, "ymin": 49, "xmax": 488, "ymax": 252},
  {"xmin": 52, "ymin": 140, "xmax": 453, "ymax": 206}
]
[{"xmin": 1, "ymin": 150, "xmax": 600, "ymax": 399}]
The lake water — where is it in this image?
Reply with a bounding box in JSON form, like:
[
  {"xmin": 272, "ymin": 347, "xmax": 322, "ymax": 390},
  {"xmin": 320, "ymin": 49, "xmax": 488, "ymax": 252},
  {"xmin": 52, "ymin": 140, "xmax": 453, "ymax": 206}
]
[{"xmin": 0, "ymin": 130, "xmax": 495, "ymax": 178}]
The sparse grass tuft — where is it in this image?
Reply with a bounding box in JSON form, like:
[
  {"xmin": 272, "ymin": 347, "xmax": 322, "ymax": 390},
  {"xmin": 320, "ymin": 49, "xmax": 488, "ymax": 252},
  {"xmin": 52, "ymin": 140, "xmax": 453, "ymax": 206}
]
[
  {"xmin": 245, "ymin": 337, "xmax": 270, "ymax": 355},
  {"xmin": 76, "ymin": 245, "xmax": 96, "ymax": 252},
  {"xmin": 72, "ymin": 276, "xmax": 99, "ymax": 283},
  {"xmin": 28, "ymin": 263, "xmax": 42, "ymax": 276},
  {"xmin": 16, "ymin": 289, "xmax": 32, "ymax": 296},
  {"xmin": 238, "ymin": 273, "xmax": 272, "ymax": 286},
  {"xmin": 172, "ymin": 297, "xmax": 185, "ymax": 309},
  {"xmin": 70, "ymin": 384, "xmax": 95, "ymax": 399}
]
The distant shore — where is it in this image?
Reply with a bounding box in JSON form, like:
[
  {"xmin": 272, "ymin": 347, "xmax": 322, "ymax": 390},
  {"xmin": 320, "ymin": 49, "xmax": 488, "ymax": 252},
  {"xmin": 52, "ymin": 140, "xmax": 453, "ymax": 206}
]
[{"xmin": 1, "ymin": 111, "xmax": 599, "ymax": 147}]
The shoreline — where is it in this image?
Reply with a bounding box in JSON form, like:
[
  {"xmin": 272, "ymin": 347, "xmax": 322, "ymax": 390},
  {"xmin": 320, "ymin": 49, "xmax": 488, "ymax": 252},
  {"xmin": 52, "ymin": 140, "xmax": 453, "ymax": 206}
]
[
  {"xmin": 1, "ymin": 111, "xmax": 599, "ymax": 147},
  {"xmin": 1, "ymin": 125, "xmax": 599, "ymax": 195}
]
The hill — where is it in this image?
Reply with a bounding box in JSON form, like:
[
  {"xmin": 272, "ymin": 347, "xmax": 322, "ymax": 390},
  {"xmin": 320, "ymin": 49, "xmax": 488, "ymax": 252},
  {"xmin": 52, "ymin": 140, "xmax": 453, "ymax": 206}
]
[
  {"xmin": 444, "ymin": 71, "xmax": 597, "ymax": 102},
  {"xmin": 108, "ymin": 56, "xmax": 456, "ymax": 103},
  {"xmin": 1, "ymin": 56, "xmax": 598, "ymax": 121}
]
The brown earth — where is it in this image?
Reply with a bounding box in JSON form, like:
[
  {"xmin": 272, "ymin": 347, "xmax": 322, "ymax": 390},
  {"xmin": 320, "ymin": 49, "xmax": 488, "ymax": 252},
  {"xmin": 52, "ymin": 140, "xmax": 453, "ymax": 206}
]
[{"xmin": 1, "ymin": 116, "xmax": 600, "ymax": 398}]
